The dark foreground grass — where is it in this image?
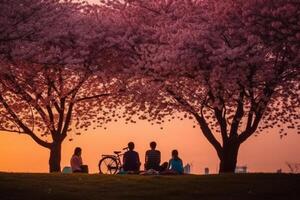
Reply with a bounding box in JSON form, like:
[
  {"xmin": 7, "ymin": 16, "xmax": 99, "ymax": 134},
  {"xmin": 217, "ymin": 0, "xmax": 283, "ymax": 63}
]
[{"xmin": 0, "ymin": 173, "xmax": 300, "ymax": 200}]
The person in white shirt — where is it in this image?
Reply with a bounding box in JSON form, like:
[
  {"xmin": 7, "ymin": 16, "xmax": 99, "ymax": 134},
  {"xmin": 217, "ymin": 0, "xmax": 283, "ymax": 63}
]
[{"xmin": 70, "ymin": 147, "xmax": 88, "ymax": 173}]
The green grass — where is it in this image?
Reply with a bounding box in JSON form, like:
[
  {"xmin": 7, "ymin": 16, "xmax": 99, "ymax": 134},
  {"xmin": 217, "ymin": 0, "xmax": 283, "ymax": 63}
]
[{"xmin": 0, "ymin": 173, "xmax": 300, "ymax": 200}]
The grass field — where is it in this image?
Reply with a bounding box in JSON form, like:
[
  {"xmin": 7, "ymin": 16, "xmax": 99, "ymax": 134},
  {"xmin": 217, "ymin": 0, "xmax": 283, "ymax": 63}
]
[{"xmin": 0, "ymin": 173, "xmax": 300, "ymax": 200}]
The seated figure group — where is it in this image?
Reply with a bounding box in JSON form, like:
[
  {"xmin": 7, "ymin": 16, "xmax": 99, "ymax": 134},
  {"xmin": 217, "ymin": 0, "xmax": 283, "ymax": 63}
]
[
  {"xmin": 70, "ymin": 141, "xmax": 184, "ymax": 175},
  {"xmin": 123, "ymin": 141, "xmax": 184, "ymax": 175}
]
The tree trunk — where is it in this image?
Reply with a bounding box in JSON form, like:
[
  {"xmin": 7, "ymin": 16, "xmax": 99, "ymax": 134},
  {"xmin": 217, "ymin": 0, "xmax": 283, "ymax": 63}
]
[
  {"xmin": 219, "ymin": 141, "xmax": 240, "ymax": 173},
  {"xmin": 49, "ymin": 142, "xmax": 62, "ymax": 173}
]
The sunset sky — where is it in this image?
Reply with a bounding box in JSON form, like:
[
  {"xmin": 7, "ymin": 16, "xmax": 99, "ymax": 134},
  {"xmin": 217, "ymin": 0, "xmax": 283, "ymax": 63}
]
[
  {"xmin": 0, "ymin": 0, "xmax": 299, "ymax": 175},
  {"xmin": 1, "ymin": 117, "xmax": 299, "ymax": 174}
]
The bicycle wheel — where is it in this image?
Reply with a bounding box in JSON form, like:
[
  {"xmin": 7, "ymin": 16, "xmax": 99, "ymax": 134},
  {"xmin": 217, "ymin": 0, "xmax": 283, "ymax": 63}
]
[{"xmin": 98, "ymin": 156, "xmax": 119, "ymax": 174}]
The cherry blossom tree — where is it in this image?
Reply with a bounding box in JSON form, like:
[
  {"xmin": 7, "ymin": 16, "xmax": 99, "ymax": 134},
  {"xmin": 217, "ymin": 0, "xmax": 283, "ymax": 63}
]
[
  {"xmin": 0, "ymin": 0, "xmax": 129, "ymax": 172},
  {"xmin": 1, "ymin": 0, "xmax": 299, "ymax": 174},
  {"xmin": 116, "ymin": 0, "xmax": 300, "ymax": 173}
]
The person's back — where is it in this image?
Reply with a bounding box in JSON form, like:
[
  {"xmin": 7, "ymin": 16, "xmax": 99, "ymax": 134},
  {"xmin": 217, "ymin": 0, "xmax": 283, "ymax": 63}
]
[
  {"xmin": 168, "ymin": 150, "xmax": 184, "ymax": 174},
  {"xmin": 123, "ymin": 150, "xmax": 140, "ymax": 171},
  {"xmin": 145, "ymin": 141, "xmax": 161, "ymax": 171},
  {"xmin": 169, "ymin": 158, "xmax": 184, "ymax": 174},
  {"xmin": 123, "ymin": 142, "xmax": 141, "ymax": 172},
  {"xmin": 145, "ymin": 149, "xmax": 161, "ymax": 170}
]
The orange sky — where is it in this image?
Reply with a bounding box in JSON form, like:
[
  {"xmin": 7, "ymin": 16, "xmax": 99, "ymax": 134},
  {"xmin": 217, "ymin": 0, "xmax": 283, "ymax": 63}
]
[
  {"xmin": 0, "ymin": 0, "xmax": 299, "ymax": 174},
  {"xmin": 0, "ymin": 118, "xmax": 299, "ymax": 174}
]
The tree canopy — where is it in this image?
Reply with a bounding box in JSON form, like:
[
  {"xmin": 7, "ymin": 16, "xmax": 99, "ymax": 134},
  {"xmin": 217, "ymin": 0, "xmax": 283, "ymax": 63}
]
[
  {"xmin": 0, "ymin": 0, "xmax": 299, "ymax": 173},
  {"xmin": 0, "ymin": 0, "xmax": 132, "ymax": 172},
  {"xmin": 108, "ymin": 0, "xmax": 300, "ymax": 172}
]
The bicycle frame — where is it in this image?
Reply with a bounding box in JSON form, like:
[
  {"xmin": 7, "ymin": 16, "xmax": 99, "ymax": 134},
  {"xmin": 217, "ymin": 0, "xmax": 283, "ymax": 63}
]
[
  {"xmin": 99, "ymin": 147, "xmax": 128, "ymax": 174},
  {"xmin": 101, "ymin": 154, "xmax": 123, "ymax": 170}
]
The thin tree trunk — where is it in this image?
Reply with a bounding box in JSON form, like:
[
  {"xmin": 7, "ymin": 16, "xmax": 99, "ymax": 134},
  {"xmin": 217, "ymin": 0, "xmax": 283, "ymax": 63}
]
[
  {"xmin": 219, "ymin": 141, "xmax": 240, "ymax": 173},
  {"xmin": 49, "ymin": 142, "xmax": 62, "ymax": 173}
]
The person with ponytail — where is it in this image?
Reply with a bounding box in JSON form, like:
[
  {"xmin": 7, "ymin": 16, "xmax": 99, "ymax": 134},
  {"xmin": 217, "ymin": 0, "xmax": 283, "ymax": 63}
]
[{"xmin": 167, "ymin": 149, "xmax": 184, "ymax": 174}]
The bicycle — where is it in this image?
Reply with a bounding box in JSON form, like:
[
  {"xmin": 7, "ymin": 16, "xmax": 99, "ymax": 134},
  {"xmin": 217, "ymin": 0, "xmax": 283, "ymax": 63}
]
[{"xmin": 98, "ymin": 147, "xmax": 129, "ymax": 174}]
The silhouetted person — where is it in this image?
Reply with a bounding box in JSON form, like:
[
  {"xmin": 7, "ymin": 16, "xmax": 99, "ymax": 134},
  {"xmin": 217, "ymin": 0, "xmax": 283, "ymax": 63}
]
[
  {"xmin": 70, "ymin": 147, "xmax": 88, "ymax": 173},
  {"xmin": 123, "ymin": 142, "xmax": 141, "ymax": 172},
  {"xmin": 168, "ymin": 149, "xmax": 184, "ymax": 174},
  {"xmin": 145, "ymin": 141, "xmax": 168, "ymax": 172}
]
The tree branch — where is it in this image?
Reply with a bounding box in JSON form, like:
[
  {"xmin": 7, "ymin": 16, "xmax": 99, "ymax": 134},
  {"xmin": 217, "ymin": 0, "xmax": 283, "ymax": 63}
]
[
  {"xmin": 75, "ymin": 93, "xmax": 111, "ymax": 102},
  {"xmin": 56, "ymin": 97, "xmax": 65, "ymax": 134},
  {"xmin": 229, "ymin": 91, "xmax": 244, "ymax": 138},
  {"xmin": 0, "ymin": 93, "xmax": 51, "ymax": 148},
  {"xmin": 214, "ymin": 107, "xmax": 228, "ymax": 143},
  {"xmin": 4, "ymin": 72, "xmax": 50, "ymax": 130},
  {"xmin": 166, "ymin": 88, "xmax": 223, "ymax": 157}
]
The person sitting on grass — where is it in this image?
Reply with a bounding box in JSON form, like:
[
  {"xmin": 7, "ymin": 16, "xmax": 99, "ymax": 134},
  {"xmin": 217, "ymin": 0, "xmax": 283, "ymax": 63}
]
[
  {"xmin": 167, "ymin": 149, "xmax": 184, "ymax": 175},
  {"xmin": 123, "ymin": 142, "xmax": 141, "ymax": 173},
  {"xmin": 70, "ymin": 147, "xmax": 88, "ymax": 173},
  {"xmin": 144, "ymin": 141, "xmax": 168, "ymax": 172}
]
